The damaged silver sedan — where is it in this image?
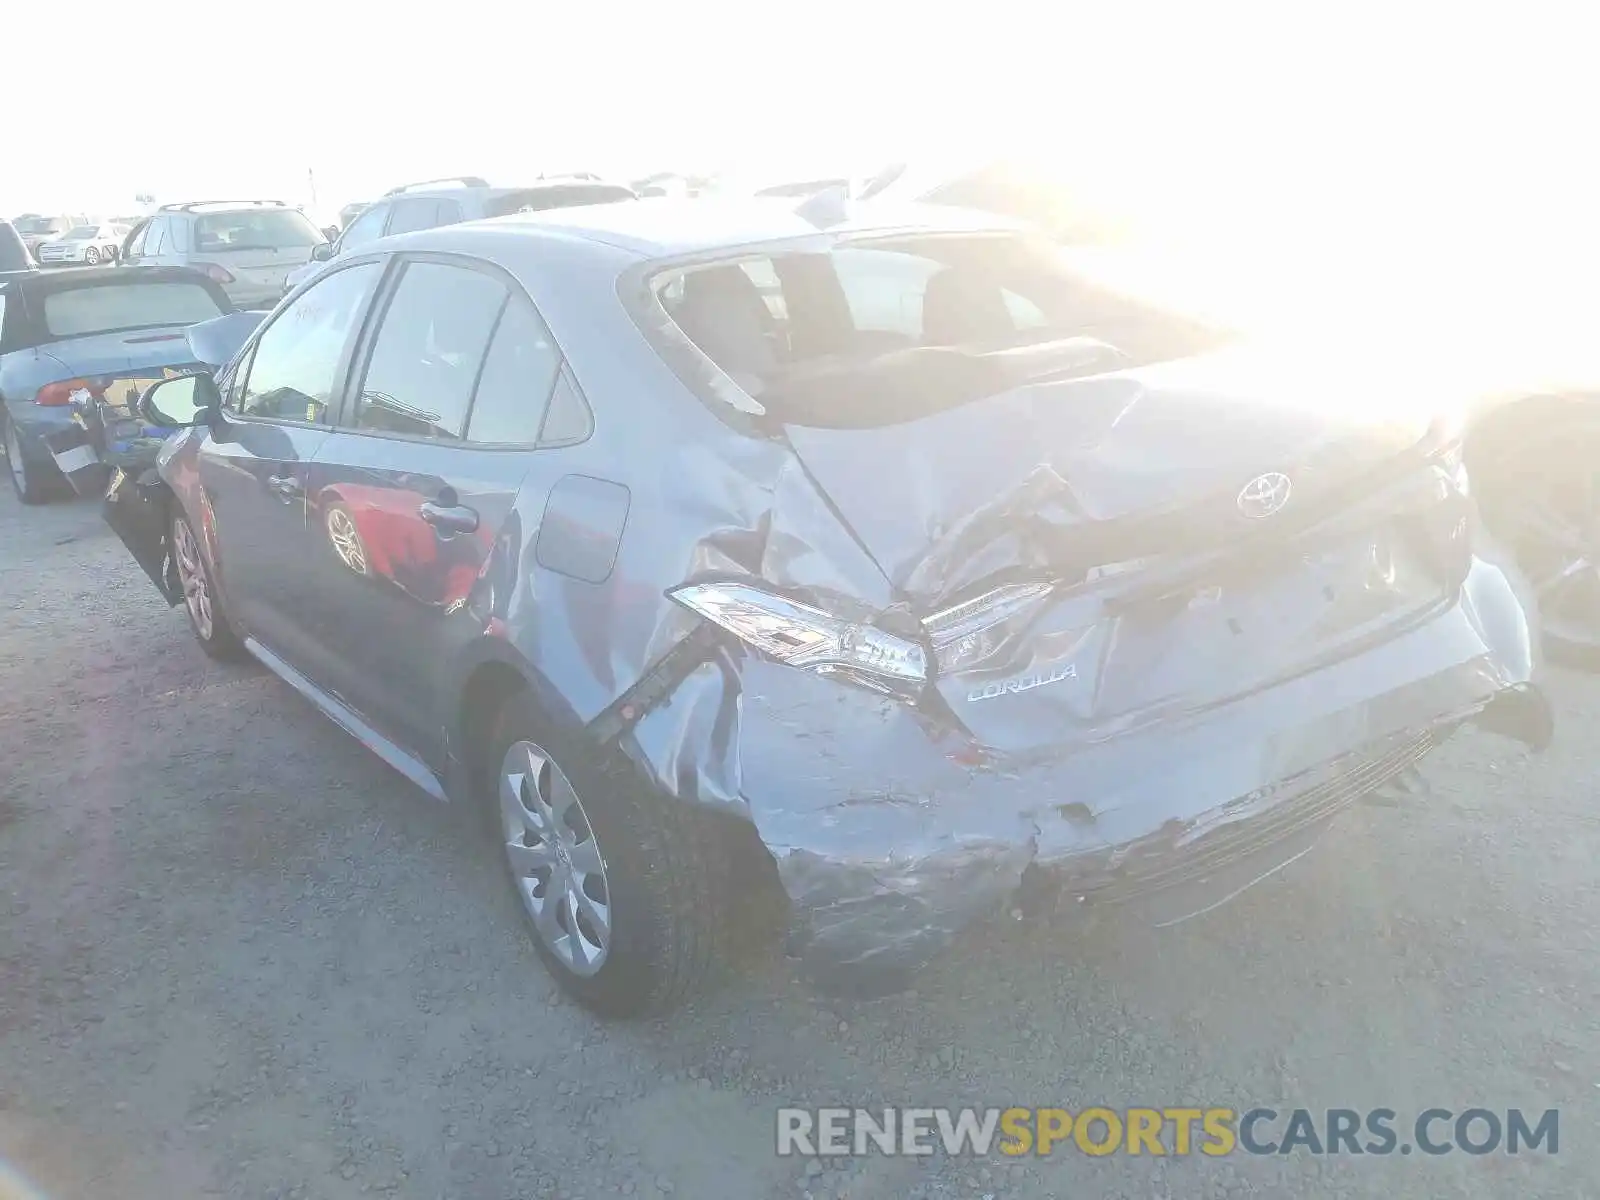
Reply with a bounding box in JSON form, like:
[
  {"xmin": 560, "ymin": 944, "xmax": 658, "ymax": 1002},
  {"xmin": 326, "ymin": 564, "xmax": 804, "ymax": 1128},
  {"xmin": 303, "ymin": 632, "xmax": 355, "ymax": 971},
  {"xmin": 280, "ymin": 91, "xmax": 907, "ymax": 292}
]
[{"xmin": 105, "ymin": 198, "xmax": 1549, "ymax": 1016}]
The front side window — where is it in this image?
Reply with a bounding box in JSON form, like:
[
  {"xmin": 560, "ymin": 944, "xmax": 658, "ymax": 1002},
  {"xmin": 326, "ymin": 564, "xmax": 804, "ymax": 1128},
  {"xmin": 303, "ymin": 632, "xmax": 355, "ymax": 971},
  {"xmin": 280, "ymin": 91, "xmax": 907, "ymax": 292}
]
[
  {"xmin": 143, "ymin": 218, "xmax": 168, "ymax": 256},
  {"xmin": 194, "ymin": 209, "xmax": 322, "ymax": 253},
  {"xmin": 464, "ymin": 299, "xmax": 563, "ymax": 445},
  {"xmin": 349, "ymin": 262, "xmax": 506, "ymax": 440},
  {"xmin": 236, "ymin": 262, "xmax": 381, "ymax": 422}
]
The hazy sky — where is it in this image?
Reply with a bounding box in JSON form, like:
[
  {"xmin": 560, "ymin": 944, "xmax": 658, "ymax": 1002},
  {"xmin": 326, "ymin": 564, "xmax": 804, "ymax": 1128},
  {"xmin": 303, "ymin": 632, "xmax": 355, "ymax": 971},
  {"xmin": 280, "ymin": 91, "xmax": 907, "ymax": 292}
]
[{"xmin": 7, "ymin": 0, "xmax": 1595, "ymax": 250}]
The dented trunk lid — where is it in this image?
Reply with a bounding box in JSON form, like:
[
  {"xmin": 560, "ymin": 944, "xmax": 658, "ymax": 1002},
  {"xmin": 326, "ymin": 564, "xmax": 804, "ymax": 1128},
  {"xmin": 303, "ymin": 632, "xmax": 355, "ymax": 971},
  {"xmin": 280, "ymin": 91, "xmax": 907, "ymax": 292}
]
[{"xmin": 781, "ymin": 345, "xmax": 1468, "ymax": 751}]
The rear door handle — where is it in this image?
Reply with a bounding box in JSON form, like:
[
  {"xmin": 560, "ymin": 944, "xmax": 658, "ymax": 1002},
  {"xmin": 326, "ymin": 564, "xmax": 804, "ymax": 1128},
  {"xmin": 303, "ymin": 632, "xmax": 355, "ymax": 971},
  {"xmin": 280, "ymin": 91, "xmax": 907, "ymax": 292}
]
[
  {"xmin": 419, "ymin": 501, "xmax": 478, "ymax": 535},
  {"xmin": 267, "ymin": 474, "xmax": 303, "ymax": 501}
]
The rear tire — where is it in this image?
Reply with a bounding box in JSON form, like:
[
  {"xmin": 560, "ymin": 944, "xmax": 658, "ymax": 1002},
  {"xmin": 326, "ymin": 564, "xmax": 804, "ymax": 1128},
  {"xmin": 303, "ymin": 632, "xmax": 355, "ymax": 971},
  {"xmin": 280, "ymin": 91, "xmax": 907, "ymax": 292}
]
[
  {"xmin": 484, "ymin": 691, "xmax": 729, "ymax": 1017},
  {"xmin": 3, "ymin": 415, "xmax": 53, "ymax": 505},
  {"xmin": 171, "ymin": 511, "xmax": 246, "ymax": 660}
]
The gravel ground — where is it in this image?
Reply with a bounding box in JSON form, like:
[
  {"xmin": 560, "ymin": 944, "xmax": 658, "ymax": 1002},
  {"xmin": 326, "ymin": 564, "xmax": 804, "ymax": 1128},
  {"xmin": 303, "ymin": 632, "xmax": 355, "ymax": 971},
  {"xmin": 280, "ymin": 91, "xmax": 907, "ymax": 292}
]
[{"xmin": 2, "ymin": 488, "xmax": 1597, "ymax": 1200}]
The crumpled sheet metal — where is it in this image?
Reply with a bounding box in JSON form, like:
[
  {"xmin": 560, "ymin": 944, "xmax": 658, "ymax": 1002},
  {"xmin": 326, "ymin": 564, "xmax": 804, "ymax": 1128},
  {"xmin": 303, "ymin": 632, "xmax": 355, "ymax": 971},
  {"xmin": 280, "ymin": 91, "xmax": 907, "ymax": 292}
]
[
  {"xmin": 622, "ymin": 548, "xmax": 1542, "ymax": 975},
  {"xmin": 571, "ymin": 317, "xmax": 1542, "ymax": 976}
]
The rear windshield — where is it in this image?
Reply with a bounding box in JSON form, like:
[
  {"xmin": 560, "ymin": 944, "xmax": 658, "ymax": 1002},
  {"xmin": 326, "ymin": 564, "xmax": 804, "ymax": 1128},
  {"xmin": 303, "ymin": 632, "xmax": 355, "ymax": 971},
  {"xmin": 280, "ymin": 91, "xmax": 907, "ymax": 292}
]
[
  {"xmin": 194, "ymin": 209, "xmax": 322, "ymax": 253},
  {"xmin": 42, "ymin": 281, "xmax": 225, "ymax": 338},
  {"xmin": 15, "ymin": 218, "xmax": 64, "ymax": 235},
  {"xmin": 650, "ymin": 233, "xmax": 1228, "ymax": 425},
  {"xmin": 490, "ymin": 185, "xmax": 634, "ymax": 217}
]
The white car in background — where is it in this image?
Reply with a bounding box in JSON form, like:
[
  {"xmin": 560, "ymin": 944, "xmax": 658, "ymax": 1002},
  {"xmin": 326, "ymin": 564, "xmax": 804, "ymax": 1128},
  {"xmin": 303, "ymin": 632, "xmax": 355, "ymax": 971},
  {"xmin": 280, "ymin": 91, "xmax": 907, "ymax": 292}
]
[{"xmin": 35, "ymin": 224, "xmax": 127, "ymax": 266}]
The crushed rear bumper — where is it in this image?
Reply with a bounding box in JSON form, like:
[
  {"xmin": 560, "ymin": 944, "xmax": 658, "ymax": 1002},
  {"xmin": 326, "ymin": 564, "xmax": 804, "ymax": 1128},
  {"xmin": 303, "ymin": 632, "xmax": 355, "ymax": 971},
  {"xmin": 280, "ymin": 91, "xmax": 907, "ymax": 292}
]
[{"xmin": 627, "ymin": 546, "xmax": 1547, "ymax": 985}]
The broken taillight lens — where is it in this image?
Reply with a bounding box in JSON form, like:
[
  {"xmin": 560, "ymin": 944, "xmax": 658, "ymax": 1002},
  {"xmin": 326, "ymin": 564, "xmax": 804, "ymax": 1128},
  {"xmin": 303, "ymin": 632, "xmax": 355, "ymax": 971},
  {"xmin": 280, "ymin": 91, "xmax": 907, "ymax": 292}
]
[
  {"xmin": 668, "ymin": 581, "xmax": 927, "ymax": 687},
  {"xmin": 34, "ymin": 378, "xmax": 106, "ymax": 407},
  {"xmin": 923, "ymin": 581, "xmax": 1055, "ymax": 675}
]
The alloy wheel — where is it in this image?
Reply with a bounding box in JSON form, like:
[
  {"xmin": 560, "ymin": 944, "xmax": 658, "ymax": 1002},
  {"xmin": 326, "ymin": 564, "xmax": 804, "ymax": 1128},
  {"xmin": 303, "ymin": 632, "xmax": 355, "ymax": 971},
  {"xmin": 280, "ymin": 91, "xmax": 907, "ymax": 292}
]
[
  {"xmin": 172, "ymin": 517, "xmax": 215, "ymax": 640},
  {"xmin": 499, "ymin": 740, "xmax": 613, "ymax": 976}
]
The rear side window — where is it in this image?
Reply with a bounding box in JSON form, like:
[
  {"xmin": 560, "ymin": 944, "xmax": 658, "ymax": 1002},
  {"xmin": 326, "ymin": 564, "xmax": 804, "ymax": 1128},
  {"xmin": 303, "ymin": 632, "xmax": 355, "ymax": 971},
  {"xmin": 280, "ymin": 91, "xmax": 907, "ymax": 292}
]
[
  {"xmin": 535, "ymin": 374, "xmax": 593, "ymax": 446},
  {"xmin": 385, "ymin": 199, "xmax": 439, "ymax": 236},
  {"xmin": 194, "ymin": 209, "xmax": 321, "ymax": 253},
  {"xmin": 167, "ymin": 218, "xmax": 191, "ymax": 253},
  {"xmin": 349, "ymin": 262, "xmax": 506, "ymax": 440},
  {"xmin": 339, "ymin": 204, "xmax": 388, "ymax": 250},
  {"xmin": 237, "ymin": 263, "xmax": 380, "ymax": 422},
  {"xmin": 464, "ymin": 300, "xmax": 563, "ymax": 444},
  {"xmin": 40, "ymin": 281, "xmax": 224, "ymax": 338}
]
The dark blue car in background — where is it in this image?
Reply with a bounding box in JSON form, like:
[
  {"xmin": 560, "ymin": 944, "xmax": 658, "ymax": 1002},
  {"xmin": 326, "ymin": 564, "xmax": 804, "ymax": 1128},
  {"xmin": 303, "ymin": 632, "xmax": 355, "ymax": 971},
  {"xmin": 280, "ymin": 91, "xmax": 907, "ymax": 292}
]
[
  {"xmin": 1, "ymin": 263, "xmax": 234, "ymax": 503},
  {"xmin": 107, "ymin": 199, "xmax": 1548, "ymax": 1016}
]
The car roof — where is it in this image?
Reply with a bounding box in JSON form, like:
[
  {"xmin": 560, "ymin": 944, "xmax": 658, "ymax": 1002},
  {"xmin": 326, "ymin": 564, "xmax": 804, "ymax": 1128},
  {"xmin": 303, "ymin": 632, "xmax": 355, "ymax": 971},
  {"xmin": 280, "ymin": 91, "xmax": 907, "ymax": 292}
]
[
  {"xmin": 381, "ymin": 182, "xmax": 630, "ymax": 202},
  {"xmin": 471, "ymin": 196, "xmax": 1025, "ymax": 261}
]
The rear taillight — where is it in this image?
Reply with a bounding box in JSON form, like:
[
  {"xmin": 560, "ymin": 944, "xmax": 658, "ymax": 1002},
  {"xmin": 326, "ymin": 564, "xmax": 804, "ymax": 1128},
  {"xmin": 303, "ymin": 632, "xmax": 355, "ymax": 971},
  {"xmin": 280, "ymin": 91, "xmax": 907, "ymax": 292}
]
[
  {"xmin": 34, "ymin": 379, "xmax": 106, "ymax": 407},
  {"xmin": 191, "ymin": 262, "xmax": 235, "ymax": 284},
  {"xmin": 668, "ymin": 580, "xmax": 928, "ymax": 694}
]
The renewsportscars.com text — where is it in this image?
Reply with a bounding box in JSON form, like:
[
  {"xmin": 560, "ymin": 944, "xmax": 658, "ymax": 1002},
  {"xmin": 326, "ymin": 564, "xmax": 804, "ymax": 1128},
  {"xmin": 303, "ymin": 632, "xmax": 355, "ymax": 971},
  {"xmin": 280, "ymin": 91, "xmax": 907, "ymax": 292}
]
[{"xmin": 776, "ymin": 1106, "xmax": 1559, "ymax": 1158}]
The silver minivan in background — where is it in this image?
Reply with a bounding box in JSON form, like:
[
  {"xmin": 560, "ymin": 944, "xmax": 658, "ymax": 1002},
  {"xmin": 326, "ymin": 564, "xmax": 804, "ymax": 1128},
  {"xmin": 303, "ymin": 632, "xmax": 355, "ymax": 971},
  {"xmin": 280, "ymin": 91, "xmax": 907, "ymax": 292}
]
[{"xmin": 119, "ymin": 201, "xmax": 325, "ymax": 309}]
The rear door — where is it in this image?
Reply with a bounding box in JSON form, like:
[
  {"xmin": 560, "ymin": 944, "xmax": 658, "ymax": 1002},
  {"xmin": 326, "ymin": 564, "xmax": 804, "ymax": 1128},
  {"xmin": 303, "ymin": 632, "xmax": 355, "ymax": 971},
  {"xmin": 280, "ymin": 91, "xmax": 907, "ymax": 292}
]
[
  {"xmin": 196, "ymin": 259, "xmax": 384, "ymax": 663},
  {"xmin": 301, "ymin": 255, "xmax": 571, "ymax": 767}
]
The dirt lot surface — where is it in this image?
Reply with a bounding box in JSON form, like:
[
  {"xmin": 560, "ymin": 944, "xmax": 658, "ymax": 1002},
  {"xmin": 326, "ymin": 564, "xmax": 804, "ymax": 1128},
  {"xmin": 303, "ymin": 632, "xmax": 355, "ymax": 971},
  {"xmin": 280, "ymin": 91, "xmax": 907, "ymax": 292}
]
[{"xmin": 3, "ymin": 489, "xmax": 1597, "ymax": 1200}]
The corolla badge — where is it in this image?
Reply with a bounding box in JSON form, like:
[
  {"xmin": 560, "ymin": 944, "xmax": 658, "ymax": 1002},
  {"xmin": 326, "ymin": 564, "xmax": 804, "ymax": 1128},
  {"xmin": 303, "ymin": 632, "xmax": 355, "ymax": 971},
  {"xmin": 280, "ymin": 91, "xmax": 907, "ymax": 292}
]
[
  {"xmin": 967, "ymin": 661, "xmax": 1078, "ymax": 703},
  {"xmin": 1236, "ymin": 471, "xmax": 1292, "ymax": 519}
]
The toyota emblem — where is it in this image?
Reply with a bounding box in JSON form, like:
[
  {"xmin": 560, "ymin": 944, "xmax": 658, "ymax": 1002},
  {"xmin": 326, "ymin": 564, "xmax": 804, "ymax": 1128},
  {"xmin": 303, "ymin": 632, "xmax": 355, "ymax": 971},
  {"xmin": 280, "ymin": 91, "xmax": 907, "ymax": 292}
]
[{"xmin": 1236, "ymin": 471, "xmax": 1292, "ymax": 519}]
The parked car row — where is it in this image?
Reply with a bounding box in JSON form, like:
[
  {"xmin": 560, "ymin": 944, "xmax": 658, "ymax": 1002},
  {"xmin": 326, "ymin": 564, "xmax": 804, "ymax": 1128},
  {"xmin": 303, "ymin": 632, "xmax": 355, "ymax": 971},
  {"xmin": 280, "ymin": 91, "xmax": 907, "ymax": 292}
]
[
  {"xmin": 281, "ymin": 175, "xmax": 637, "ymax": 297},
  {"xmin": 0, "ymin": 175, "xmax": 1575, "ymax": 1023},
  {"xmin": 33, "ymin": 222, "xmax": 131, "ymax": 265}
]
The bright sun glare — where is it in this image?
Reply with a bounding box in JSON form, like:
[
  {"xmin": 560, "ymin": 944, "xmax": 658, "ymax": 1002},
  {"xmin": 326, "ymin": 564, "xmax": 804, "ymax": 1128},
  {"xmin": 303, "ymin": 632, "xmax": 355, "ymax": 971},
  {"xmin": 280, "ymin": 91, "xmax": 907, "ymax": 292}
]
[{"xmin": 9, "ymin": 0, "xmax": 1597, "ymax": 354}]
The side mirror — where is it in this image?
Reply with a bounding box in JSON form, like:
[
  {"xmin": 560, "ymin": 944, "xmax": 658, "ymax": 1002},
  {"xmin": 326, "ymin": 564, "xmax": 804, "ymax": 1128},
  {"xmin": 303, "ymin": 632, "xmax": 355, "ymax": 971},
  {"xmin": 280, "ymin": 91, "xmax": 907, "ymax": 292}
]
[
  {"xmin": 139, "ymin": 373, "xmax": 220, "ymax": 428},
  {"xmin": 310, "ymin": 242, "xmax": 334, "ymax": 262},
  {"xmin": 321, "ymin": 225, "xmax": 340, "ymax": 243}
]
